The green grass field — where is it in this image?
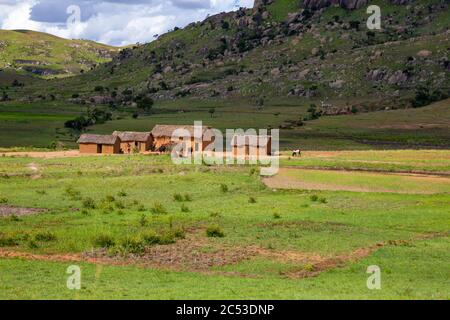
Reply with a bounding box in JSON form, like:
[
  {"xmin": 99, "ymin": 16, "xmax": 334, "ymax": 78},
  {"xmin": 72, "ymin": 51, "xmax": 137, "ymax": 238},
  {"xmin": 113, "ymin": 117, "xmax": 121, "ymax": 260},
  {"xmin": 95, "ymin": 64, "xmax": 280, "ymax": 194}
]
[
  {"xmin": 0, "ymin": 30, "xmax": 119, "ymax": 78},
  {"xmin": 0, "ymin": 98, "xmax": 448, "ymax": 150},
  {"xmin": 281, "ymin": 150, "xmax": 450, "ymax": 173},
  {"xmin": 0, "ymin": 151, "xmax": 448, "ymax": 299}
]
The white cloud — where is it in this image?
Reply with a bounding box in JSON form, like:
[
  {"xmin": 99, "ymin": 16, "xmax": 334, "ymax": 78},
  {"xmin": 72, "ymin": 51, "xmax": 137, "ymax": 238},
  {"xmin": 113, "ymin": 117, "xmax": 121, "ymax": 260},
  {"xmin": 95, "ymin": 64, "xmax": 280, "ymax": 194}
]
[{"xmin": 0, "ymin": 0, "xmax": 255, "ymax": 46}]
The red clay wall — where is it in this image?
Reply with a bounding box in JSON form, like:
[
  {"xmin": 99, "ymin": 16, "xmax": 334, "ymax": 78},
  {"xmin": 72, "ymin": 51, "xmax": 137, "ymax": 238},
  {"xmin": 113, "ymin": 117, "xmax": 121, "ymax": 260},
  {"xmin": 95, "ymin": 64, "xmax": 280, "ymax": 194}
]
[{"xmin": 79, "ymin": 143, "xmax": 99, "ymax": 154}]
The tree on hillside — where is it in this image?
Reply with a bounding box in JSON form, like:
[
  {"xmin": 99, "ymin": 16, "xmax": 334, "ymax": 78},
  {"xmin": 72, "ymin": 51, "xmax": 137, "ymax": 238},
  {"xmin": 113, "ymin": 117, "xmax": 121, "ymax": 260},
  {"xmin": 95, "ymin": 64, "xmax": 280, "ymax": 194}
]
[
  {"xmin": 137, "ymin": 96, "xmax": 154, "ymax": 113},
  {"xmin": 208, "ymin": 108, "xmax": 216, "ymax": 118},
  {"xmin": 256, "ymin": 97, "xmax": 265, "ymax": 110},
  {"xmin": 305, "ymin": 104, "xmax": 322, "ymax": 121}
]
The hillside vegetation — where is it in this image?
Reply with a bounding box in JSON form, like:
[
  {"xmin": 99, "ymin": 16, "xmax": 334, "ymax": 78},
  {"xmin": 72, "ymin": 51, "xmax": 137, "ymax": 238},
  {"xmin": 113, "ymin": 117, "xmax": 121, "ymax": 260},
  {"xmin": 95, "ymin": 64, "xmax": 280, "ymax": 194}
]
[
  {"xmin": 0, "ymin": 152, "xmax": 449, "ymax": 299},
  {"xmin": 0, "ymin": 30, "xmax": 120, "ymax": 78},
  {"xmin": 17, "ymin": 0, "xmax": 448, "ymax": 106},
  {"xmin": 0, "ymin": 0, "xmax": 449, "ymax": 149}
]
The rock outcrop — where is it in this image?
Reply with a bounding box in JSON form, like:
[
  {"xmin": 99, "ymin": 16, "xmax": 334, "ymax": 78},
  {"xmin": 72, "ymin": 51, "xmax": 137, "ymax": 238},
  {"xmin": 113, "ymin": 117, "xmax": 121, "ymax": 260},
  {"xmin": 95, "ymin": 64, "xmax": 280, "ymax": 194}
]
[
  {"xmin": 302, "ymin": 0, "xmax": 412, "ymax": 10},
  {"xmin": 303, "ymin": 0, "xmax": 368, "ymax": 10}
]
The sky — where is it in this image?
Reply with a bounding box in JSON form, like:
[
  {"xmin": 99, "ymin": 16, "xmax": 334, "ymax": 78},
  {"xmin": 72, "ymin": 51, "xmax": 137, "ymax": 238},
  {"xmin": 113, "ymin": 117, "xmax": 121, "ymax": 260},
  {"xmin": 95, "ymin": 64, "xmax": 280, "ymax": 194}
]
[{"xmin": 0, "ymin": 0, "xmax": 255, "ymax": 46}]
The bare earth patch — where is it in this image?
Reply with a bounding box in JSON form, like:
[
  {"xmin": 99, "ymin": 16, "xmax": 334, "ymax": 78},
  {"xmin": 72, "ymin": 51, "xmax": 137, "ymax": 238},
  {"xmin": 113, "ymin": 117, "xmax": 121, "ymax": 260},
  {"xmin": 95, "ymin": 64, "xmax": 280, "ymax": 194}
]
[
  {"xmin": 0, "ymin": 205, "xmax": 48, "ymax": 217},
  {"xmin": 0, "ymin": 231, "xmax": 447, "ymax": 279},
  {"xmin": 263, "ymin": 168, "xmax": 450, "ymax": 194},
  {"xmin": 2, "ymin": 150, "xmax": 90, "ymax": 159},
  {"xmin": 83, "ymin": 233, "xmax": 259, "ymax": 274}
]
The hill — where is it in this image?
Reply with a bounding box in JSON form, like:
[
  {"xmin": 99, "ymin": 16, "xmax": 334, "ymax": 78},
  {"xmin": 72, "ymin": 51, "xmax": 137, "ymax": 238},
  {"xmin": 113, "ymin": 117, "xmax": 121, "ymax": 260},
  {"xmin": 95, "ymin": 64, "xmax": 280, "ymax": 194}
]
[
  {"xmin": 0, "ymin": 30, "xmax": 120, "ymax": 78},
  {"xmin": 0, "ymin": 0, "xmax": 449, "ymax": 149},
  {"xmin": 18, "ymin": 0, "xmax": 447, "ymax": 108}
]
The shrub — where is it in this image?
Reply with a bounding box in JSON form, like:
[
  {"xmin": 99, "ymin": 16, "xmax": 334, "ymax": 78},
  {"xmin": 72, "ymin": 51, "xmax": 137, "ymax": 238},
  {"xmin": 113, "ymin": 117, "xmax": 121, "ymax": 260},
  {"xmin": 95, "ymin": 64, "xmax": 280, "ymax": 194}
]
[
  {"xmin": 137, "ymin": 204, "xmax": 146, "ymax": 212},
  {"xmin": 105, "ymin": 195, "xmax": 116, "ymax": 203},
  {"xmin": 139, "ymin": 214, "xmax": 148, "ymax": 227},
  {"xmin": 141, "ymin": 230, "xmax": 161, "ymax": 245},
  {"xmin": 27, "ymin": 240, "xmax": 39, "ymax": 249},
  {"xmin": 171, "ymin": 227, "xmax": 185, "ymax": 239},
  {"xmin": 65, "ymin": 187, "xmax": 81, "ymax": 201},
  {"xmin": 140, "ymin": 228, "xmax": 184, "ymax": 246},
  {"xmin": 151, "ymin": 202, "xmax": 167, "ymax": 215},
  {"xmin": 160, "ymin": 228, "xmax": 185, "ymax": 244},
  {"xmin": 94, "ymin": 85, "xmax": 104, "ymax": 92},
  {"xmin": 310, "ymin": 195, "xmax": 319, "ymax": 202},
  {"xmin": 248, "ymin": 196, "xmax": 257, "ymax": 204},
  {"xmin": 173, "ymin": 193, "xmax": 183, "ymax": 202},
  {"xmin": 0, "ymin": 197, "xmax": 8, "ymax": 204},
  {"xmin": 115, "ymin": 200, "xmax": 126, "ymax": 209},
  {"xmin": 183, "ymin": 194, "xmax": 192, "ymax": 202},
  {"xmin": 158, "ymin": 232, "xmax": 177, "ymax": 245},
  {"xmin": 117, "ymin": 190, "xmax": 128, "ymax": 197},
  {"xmin": 34, "ymin": 231, "xmax": 57, "ymax": 242},
  {"xmin": 119, "ymin": 236, "xmax": 146, "ymax": 255},
  {"xmin": 181, "ymin": 204, "xmax": 190, "ymax": 213},
  {"xmin": 303, "ymin": 263, "xmax": 315, "ymax": 272},
  {"xmin": 273, "ymin": 212, "xmax": 281, "ymax": 219},
  {"xmin": 319, "ymin": 197, "xmax": 328, "ymax": 204},
  {"xmin": 10, "ymin": 215, "xmax": 20, "ymax": 222},
  {"xmin": 209, "ymin": 212, "xmax": 222, "ymax": 218},
  {"xmin": 93, "ymin": 234, "xmax": 115, "ymax": 248},
  {"xmin": 82, "ymin": 197, "xmax": 96, "ymax": 209},
  {"xmin": 36, "ymin": 190, "xmax": 47, "ymax": 195},
  {"xmin": 101, "ymin": 206, "xmax": 114, "ymax": 214},
  {"xmin": 0, "ymin": 234, "xmax": 19, "ymax": 247},
  {"xmin": 220, "ymin": 184, "xmax": 229, "ymax": 193},
  {"xmin": 206, "ymin": 225, "xmax": 225, "ymax": 238}
]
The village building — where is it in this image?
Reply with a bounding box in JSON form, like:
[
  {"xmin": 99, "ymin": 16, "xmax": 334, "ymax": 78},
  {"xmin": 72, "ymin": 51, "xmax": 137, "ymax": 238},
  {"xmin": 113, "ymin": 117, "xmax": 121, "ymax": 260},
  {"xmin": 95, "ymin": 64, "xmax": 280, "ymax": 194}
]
[
  {"xmin": 231, "ymin": 135, "xmax": 272, "ymax": 157},
  {"xmin": 112, "ymin": 131, "xmax": 153, "ymax": 154},
  {"xmin": 150, "ymin": 125, "xmax": 215, "ymax": 153},
  {"xmin": 77, "ymin": 134, "xmax": 121, "ymax": 154}
]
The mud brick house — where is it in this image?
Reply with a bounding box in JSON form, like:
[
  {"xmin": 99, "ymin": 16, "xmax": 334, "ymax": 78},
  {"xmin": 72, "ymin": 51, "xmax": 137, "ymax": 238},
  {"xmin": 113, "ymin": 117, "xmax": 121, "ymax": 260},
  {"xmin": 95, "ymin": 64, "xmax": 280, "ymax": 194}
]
[
  {"xmin": 112, "ymin": 131, "xmax": 153, "ymax": 154},
  {"xmin": 151, "ymin": 125, "xmax": 215, "ymax": 153},
  {"xmin": 77, "ymin": 134, "xmax": 121, "ymax": 154},
  {"xmin": 231, "ymin": 135, "xmax": 272, "ymax": 157}
]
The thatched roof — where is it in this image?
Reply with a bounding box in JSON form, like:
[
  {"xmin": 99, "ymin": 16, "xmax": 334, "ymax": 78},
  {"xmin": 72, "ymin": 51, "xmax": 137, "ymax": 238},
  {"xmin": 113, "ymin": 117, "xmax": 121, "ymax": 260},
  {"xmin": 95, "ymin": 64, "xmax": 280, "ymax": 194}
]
[
  {"xmin": 151, "ymin": 125, "xmax": 214, "ymax": 140},
  {"xmin": 77, "ymin": 134, "xmax": 119, "ymax": 145},
  {"xmin": 113, "ymin": 131, "xmax": 151, "ymax": 142},
  {"xmin": 231, "ymin": 135, "xmax": 271, "ymax": 147}
]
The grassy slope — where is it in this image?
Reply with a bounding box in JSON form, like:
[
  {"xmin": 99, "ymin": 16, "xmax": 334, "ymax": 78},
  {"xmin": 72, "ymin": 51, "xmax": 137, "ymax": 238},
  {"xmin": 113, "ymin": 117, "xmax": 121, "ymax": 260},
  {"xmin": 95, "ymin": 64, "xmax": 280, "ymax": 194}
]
[
  {"xmin": 0, "ymin": 30, "xmax": 119, "ymax": 77},
  {"xmin": 281, "ymin": 150, "xmax": 450, "ymax": 173},
  {"xmin": 0, "ymin": 2, "xmax": 448, "ymax": 149},
  {"xmin": 0, "ymin": 100, "xmax": 88, "ymax": 148},
  {"xmin": 13, "ymin": 0, "xmax": 450, "ymax": 99},
  {"xmin": 281, "ymin": 98, "xmax": 450, "ymax": 149},
  {"xmin": 0, "ymin": 152, "xmax": 448, "ymax": 299},
  {"xmin": 0, "ymin": 97, "xmax": 448, "ymax": 150},
  {"xmin": 1, "ymin": 236, "xmax": 448, "ymax": 299}
]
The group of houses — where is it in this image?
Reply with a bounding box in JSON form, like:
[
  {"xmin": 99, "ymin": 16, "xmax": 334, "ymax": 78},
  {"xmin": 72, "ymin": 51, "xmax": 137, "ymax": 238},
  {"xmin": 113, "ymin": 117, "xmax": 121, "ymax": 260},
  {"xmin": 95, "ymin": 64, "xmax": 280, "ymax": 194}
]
[{"xmin": 77, "ymin": 125, "xmax": 272, "ymax": 156}]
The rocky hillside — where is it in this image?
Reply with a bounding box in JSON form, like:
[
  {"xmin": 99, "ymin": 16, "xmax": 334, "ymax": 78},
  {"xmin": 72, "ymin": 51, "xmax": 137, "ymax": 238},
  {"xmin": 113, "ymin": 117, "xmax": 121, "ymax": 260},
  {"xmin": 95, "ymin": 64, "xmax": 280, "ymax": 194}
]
[
  {"xmin": 22, "ymin": 0, "xmax": 450, "ymax": 111},
  {"xmin": 0, "ymin": 30, "xmax": 120, "ymax": 77}
]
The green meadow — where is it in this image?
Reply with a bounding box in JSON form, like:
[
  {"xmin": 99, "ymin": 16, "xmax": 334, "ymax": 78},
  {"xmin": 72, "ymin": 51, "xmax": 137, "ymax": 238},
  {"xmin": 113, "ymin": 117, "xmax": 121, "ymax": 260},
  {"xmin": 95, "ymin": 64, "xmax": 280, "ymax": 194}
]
[
  {"xmin": 0, "ymin": 98, "xmax": 449, "ymax": 150},
  {"xmin": 0, "ymin": 151, "xmax": 448, "ymax": 299}
]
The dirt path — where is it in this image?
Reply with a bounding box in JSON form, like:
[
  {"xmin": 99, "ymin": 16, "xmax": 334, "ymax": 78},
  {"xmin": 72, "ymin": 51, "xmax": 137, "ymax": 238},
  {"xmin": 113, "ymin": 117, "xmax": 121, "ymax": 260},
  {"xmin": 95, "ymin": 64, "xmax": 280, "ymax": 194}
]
[
  {"xmin": 263, "ymin": 168, "xmax": 450, "ymax": 194},
  {"xmin": 0, "ymin": 232, "xmax": 446, "ymax": 279},
  {"xmin": 2, "ymin": 150, "xmax": 87, "ymax": 159},
  {"xmin": 0, "ymin": 205, "xmax": 48, "ymax": 217}
]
